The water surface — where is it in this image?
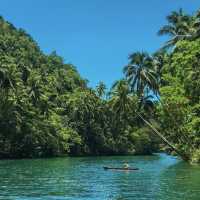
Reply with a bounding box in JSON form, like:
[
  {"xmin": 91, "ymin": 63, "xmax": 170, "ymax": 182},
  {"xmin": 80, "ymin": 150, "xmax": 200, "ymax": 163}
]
[{"xmin": 0, "ymin": 154, "xmax": 200, "ymax": 200}]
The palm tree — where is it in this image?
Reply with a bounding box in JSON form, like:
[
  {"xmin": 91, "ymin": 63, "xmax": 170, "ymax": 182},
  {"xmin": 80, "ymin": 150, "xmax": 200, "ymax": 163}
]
[
  {"xmin": 123, "ymin": 52, "xmax": 159, "ymax": 99},
  {"xmin": 109, "ymin": 79, "xmax": 132, "ymax": 117},
  {"xmin": 122, "ymin": 52, "xmax": 189, "ymax": 160},
  {"xmin": 96, "ymin": 81, "xmax": 106, "ymax": 98},
  {"xmin": 109, "ymin": 79, "xmax": 136, "ymax": 135},
  {"xmin": 28, "ymin": 71, "xmax": 42, "ymax": 105},
  {"xmin": 158, "ymin": 9, "xmax": 193, "ymax": 49}
]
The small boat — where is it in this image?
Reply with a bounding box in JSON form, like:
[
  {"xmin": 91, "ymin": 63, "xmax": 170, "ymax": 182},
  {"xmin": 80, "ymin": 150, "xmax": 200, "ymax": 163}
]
[{"xmin": 103, "ymin": 166, "xmax": 139, "ymax": 171}]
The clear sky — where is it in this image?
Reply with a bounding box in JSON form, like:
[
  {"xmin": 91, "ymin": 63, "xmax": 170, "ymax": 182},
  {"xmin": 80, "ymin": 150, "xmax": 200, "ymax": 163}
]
[{"xmin": 0, "ymin": 0, "xmax": 200, "ymax": 88}]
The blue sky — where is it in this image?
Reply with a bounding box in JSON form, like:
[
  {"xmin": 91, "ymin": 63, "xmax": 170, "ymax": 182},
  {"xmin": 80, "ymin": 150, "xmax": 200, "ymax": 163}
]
[{"xmin": 1, "ymin": 0, "xmax": 200, "ymax": 88}]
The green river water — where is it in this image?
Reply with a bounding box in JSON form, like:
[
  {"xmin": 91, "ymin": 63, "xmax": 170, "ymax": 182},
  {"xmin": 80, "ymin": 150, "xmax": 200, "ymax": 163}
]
[{"xmin": 0, "ymin": 153, "xmax": 200, "ymax": 200}]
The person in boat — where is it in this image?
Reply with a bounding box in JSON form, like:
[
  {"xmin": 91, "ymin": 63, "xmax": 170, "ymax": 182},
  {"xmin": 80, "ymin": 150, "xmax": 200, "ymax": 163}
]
[{"xmin": 123, "ymin": 162, "xmax": 130, "ymax": 169}]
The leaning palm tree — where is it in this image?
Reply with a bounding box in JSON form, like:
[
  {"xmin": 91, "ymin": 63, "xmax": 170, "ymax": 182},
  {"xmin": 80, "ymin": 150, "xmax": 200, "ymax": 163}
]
[
  {"xmin": 123, "ymin": 52, "xmax": 189, "ymax": 160},
  {"xmin": 110, "ymin": 80, "xmax": 188, "ymax": 160},
  {"xmin": 158, "ymin": 9, "xmax": 194, "ymax": 49},
  {"xmin": 123, "ymin": 52, "xmax": 159, "ymax": 99}
]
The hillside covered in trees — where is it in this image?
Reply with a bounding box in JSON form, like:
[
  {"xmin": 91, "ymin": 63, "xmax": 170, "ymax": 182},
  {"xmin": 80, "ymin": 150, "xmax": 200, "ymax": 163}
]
[
  {"xmin": 0, "ymin": 16, "xmax": 158, "ymax": 158},
  {"xmin": 0, "ymin": 8, "xmax": 200, "ymax": 162}
]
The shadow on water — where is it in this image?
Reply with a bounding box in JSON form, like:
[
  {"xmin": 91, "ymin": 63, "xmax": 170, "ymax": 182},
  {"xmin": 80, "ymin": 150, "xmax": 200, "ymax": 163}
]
[{"xmin": 0, "ymin": 154, "xmax": 200, "ymax": 200}]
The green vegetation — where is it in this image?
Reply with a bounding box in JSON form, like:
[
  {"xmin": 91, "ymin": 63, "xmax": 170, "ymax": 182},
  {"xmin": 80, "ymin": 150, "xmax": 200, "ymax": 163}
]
[
  {"xmin": 0, "ymin": 16, "xmax": 157, "ymax": 158},
  {"xmin": 0, "ymin": 8, "xmax": 199, "ymax": 162},
  {"xmin": 155, "ymin": 9, "xmax": 200, "ymax": 162}
]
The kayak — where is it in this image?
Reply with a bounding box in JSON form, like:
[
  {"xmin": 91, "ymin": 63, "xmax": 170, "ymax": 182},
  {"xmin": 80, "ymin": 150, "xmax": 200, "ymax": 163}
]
[{"xmin": 103, "ymin": 166, "xmax": 139, "ymax": 171}]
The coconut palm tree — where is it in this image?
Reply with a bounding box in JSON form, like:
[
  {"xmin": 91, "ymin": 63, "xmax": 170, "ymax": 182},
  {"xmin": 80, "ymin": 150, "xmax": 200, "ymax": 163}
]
[
  {"xmin": 109, "ymin": 79, "xmax": 137, "ymax": 138},
  {"xmin": 158, "ymin": 9, "xmax": 194, "ymax": 49},
  {"xmin": 109, "ymin": 79, "xmax": 132, "ymax": 117},
  {"xmin": 96, "ymin": 81, "xmax": 106, "ymax": 98},
  {"xmin": 123, "ymin": 52, "xmax": 159, "ymax": 99}
]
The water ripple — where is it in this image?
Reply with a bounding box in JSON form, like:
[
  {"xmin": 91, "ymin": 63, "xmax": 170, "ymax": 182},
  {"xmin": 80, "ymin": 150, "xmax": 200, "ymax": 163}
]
[{"xmin": 0, "ymin": 154, "xmax": 200, "ymax": 200}]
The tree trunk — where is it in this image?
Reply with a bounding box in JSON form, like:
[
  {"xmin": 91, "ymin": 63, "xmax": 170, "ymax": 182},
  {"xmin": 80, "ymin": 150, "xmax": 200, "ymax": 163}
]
[{"xmin": 136, "ymin": 112, "xmax": 189, "ymax": 161}]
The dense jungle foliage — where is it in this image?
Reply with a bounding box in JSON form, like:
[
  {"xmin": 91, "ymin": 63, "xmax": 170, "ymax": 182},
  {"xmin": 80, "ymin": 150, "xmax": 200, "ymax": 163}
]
[
  {"xmin": 0, "ymin": 8, "xmax": 199, "ymax": 162},
  {"xmin": 0, "ymin": 16, "xmax": 158, "ymax": 158}
]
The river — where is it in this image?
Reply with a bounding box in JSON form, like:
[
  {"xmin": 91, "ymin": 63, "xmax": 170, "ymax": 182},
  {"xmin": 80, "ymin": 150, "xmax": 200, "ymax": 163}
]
[{"xmin": 0, "ymin": 153, "xmax": 200, "ymax": 200}]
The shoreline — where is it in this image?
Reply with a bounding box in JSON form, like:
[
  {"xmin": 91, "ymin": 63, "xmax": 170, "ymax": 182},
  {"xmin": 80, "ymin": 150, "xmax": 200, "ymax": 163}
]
[{"xmin": 0, "ymin": 151, "xmax": 165, "ymax": 161}]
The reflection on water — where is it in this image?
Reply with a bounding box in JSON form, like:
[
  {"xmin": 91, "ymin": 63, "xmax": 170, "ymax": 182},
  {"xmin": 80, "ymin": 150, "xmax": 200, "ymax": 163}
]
[{"xmin": 0, "ymin": 154, "xmax": 199, "ymax": 200}]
